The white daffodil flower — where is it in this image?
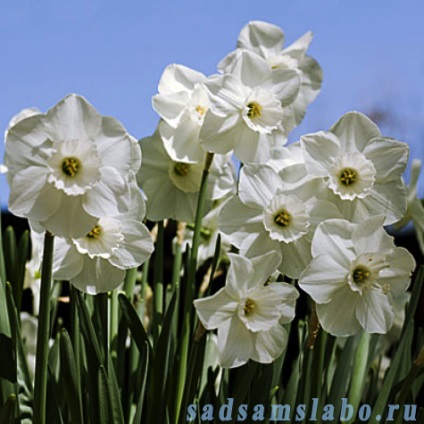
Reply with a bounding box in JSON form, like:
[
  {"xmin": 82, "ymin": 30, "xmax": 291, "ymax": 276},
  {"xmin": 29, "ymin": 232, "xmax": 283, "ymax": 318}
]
[
  {"xmin": 200, "ymin": 50, "xmax": 300, "ymax": 163},
  {"xmin": 152, "ymin": 64, "xmax": 210, "ymax": 163},
  {"xmin": 137, "ymin": 129, "xmax": 236, "ymax": 222},
  {"xmin": 300, "ymin": 111, "xmax": 409, "ymax": 225},
  {"xmin": 5, "ymin": 94, "xmax": 141, "ymax": 238},
  {"xmin": 219, "ymin": 163, "xmax": 341, "ymax": 278},
  {"xmin": 52, "ymin": 187, "xmax": 154, "ymax": 294},
  {"xmin": 298, "ymin": 216, "xmax": 416, "ymax": 337},
  {"xmin": 219, "ymin": 20, "xmax": 322, "ymax": 129},
  {"xmin": 393, "ymin": 159, "xmax": 424, "ymax": 254},
  {"xmin": 194, "ymin": 252, "xmax": 299, "ymax": 368}
]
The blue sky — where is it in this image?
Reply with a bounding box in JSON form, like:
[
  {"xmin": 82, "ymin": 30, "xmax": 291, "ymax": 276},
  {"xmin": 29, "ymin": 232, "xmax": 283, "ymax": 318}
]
[{"xmin": 1, "ymin": 0, "xmax": 424, "ymax": 205}]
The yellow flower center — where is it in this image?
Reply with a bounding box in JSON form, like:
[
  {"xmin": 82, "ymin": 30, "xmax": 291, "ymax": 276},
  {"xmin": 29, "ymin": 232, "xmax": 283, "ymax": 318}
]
[
  {"xmin": 61, "ymin": 157, "xmax": 81, "ymax": 177},
  {"xmin": 196, "ymin": 105, "xmax": 206, "ymax": 117},
  {"xmin": 174, "ymin": 162, "xmax": 190, "ymax": 176},
  {"xmin": 339, "ymin": 168, "xmax": 357, "ymax": 186},
  {"xmin": 247, "ymin": 102, "xmax": 262, "ymax": 119},
  {"xmin": 352, "ymin": 266, "xmax": 370, "ymax": 285},
  {"xmin": 243, "ymin": 298, "xmax": 256, "ymax": 316},
  {"xmin": 274, "ymin": 210, "xmax": 291, "ymax": 227},
  {"xmin": 86, "ymin": 225, "xmax": 102, "ymax": 239}
]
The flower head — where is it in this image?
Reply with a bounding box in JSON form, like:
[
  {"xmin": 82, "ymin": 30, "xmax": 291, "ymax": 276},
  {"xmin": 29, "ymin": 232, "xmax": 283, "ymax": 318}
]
[
  {"xmin": 200, "ymin": 50, "xmax": 300, "ymax": 163},
  {"xmin": 219, "ymin": 163, "xmax": 341, "ymax": 278},
  {"xmin": 137, "ymin": 129, "xmax": 236, "ymax": 222},
  {"xmin": 218, "ymin": 21, "xmax": 323, "ymax": 132},
  {"xmin": 152, "ymin": 64, "xmax": 210, "ymax": 163},
  {"xmin": 194, "ymin": 252, "xmax": 299, "ymax": 368},
  {"xmin": 300, "ymin": 112, "xmax": 409, "ymax": 225},
  {"xmin": 5, "ymin": 94, "xmax": 141, "ymax": 238},
  {"xmin": 52, "ymin": 186, "xmax": 154, "ymax": 294},
  {"xmin": 298, "ymin": 217, "xmax": 416, "ymax": 336}
]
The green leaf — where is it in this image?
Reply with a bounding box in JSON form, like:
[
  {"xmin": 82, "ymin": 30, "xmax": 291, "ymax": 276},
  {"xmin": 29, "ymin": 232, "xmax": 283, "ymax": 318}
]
[
  {"xmin": 33, "ymin": 231, "xmax": 55, "ymax": 424},
  {"xmin": 16, "ymin": 230, "xmax": 30, "ymax": 310},
  {"xmin": 346, "ymin": 331, "xmax": 371, "ymax": 424},
  {"xmin": 327, "ymin": 335, "xmax": 357, "ymax": 419},
  {"xmin": 59, "ymin": 329, "xmax": 83, "ymax": 424},
  {"xmin": 118, "ymin": 293, "xmax": 152, "ymax": 355},
  {"xmin": 0, "ymin": 394, "xmax": 16, "ymax": 423},
  {"xmin": 0, "ymin": 277, "xmax": 15, "ymax": 385},
  {"xmin": 75, "ymin": 290, "xmax": 104, "ymax": 365},
  {"xmin": 133, "ymin": 342, "xmax": 150, "ymax": 424},
  {"xmin": 5, "ymin": 283, "xmax": 33, "ymax": 422},
  {"xmin": 98, "ymin": 366, "xmax": 110, "ymax": 424},
  {"xmin": 150, "ymin": 288, "xmax": 178, "ymax": 424},
  {"xmin": 370, "ymin": 322, "xmax": 414, "ymax": 421},
  {"xmin": 108, "ymin": 355, "xmax": 125, "ymax": 424},
  {"xmin": 4, "ymin": 227, "xmax": 18, "ymax": 291}
]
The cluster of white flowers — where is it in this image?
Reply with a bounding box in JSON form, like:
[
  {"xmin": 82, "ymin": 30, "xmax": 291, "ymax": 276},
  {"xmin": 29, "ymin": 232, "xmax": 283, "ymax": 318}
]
[
  {"xmin": 4, "ymin": 20, "xmax": 420, "ymax": 368},
  {"xmin": 167, "ymin": 21, "xmax": 414, "ymax": 366},
  {"xmin": 5, "ymin": 95, "xmax": 154, "ymax": 294}
]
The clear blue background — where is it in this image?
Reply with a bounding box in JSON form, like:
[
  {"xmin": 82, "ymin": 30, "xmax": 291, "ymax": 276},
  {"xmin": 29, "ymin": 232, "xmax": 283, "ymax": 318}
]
[{"xmin": 1, "ymin": 0, "xmax": 423, "ymax": 207}]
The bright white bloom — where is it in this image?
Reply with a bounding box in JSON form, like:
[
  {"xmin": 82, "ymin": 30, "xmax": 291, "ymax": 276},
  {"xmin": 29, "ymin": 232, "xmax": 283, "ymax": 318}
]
[
  {"xmin": 52, "ymin": 187, "xmax": 154, "ymax": 294},
  {"xmin": 393, "ymin": 159, "xmax": 424, "ymax": 254},
  {"xmin": 299, "ymin": 217, "xmax": 416, "ymax": 337},
  {"xmin": 194, "ymin": 252, "xmax": 299, "ymax": 368},
  {"xmin": 5, "ymin": 94, "xmax": 141, "ymax": 238},
  {"xmin": 300, "ymin": 112, "xmax": 409, "ymax": 225},
  {"xmin": 220, "ymin": 163, "xmax": 341, "ymax": 278},
  {"xmin": 152, "ymin": 64, "xmax": 209, "ymax": 163},
  {"xmin": 219, "ymin": 20, "xmax": 322, "ymax": 129},
  {"xmin": 137, "ymin": 129, "xmax": 236, "ymax": 222},
  {"xmin": 200, "ymin": 50, "xmax": 300, "ymax": 163}
]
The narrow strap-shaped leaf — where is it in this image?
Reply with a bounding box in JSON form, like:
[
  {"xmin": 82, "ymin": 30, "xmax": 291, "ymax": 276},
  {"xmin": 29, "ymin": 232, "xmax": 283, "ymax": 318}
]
[
  {"xmin": 5, "ymin": 283, "xmax": 33, "ymax": 422},
  {"xmin": 132, "ymin": 342, "xmax": 149, "ymax": 424},
  {"xmin": 32, "ymin": 231, "xmax": 54, "ymax": 424},
  {"xmin": 118, "ymin": 293, "xmax": 152, "ymax": 354},
  {"xmin": 370, "ymin": 322, "xmax": 414, "ymax": 421},
  {"xmin": 107, "ymin": 355, "xmax": 125, "ymax": 424},
  {"xmin": 346, "ymin": 331, "xmax": 371, "ymax": 424},
  {"xmin": 59, "ymin": 329, "xmax": 83, "ymax": 424},
  {"xmin": 97, "ymin": 366, "xmax": 110, "ymax": 424},
  {"xmin": 327, "ymin": 335, "xmax": 357, "ymax": 419},
  {"xmin": 75, "ymin": 290, "xmax": 104, "ymax": 366},
  {"xmin": 149, "ymin": 288, "xmax": 178, "ymax": 424},
  {"xmin": 4, "ymin": 227, "xmax": 18, "ymax": 291},
  {"xmin": 16, "ymin": 230, "xmax": 30, "ymax": 310},
  {"xmin": 0, "ymin": 394, "xmax": 16, "ymax": 423}
]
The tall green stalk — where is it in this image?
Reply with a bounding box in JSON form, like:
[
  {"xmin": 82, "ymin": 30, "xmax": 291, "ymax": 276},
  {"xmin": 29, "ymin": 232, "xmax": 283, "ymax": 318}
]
[
  {"xmin": 175, "ymin": 152, "xmax": 214, "ymax": 421},
  {"xmin": 33, "ymin": 231, "xmax": 54, "ymax": 424}
]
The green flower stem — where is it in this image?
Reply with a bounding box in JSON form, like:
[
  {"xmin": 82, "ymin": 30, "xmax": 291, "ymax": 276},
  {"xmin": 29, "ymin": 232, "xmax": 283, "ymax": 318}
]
[
  {"xmin": 33, "ymin": 231, "xmax": 54, "ymax": 424},
  {"xmin": 123, "ymin": 267, "xmax": 138, "ymax": 299},
  {"xmin": 140, "ymin": 261, "xmax": 149, "ymax": 321},
  {"xmin": 95, "ymin": 293, "xmax": 109, "ymax": 366},
  {"xmin": 110, "ymin": 289, "xmax": 119, "ymax": 370},
  {"xmin": 346, "ymin": 331, "xmax": 370, "ymax": 424},
  {"xmin": 311, "ymin": 330, "xmax": 327, "ymax": 424},
  {"xmin": 152, "ymin": 221, "xmax": 164, "ymax": 345},
  {"xmin": 171, "ymin": 223, "xmax": 184, "ymax": 353},
  {"xmin": 175, "ymin": 152, "xmax": 214, "ymax": 422},
  {"xmin": 70, "ymin": 286, "xmax": 81, "ymax": 391}
]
